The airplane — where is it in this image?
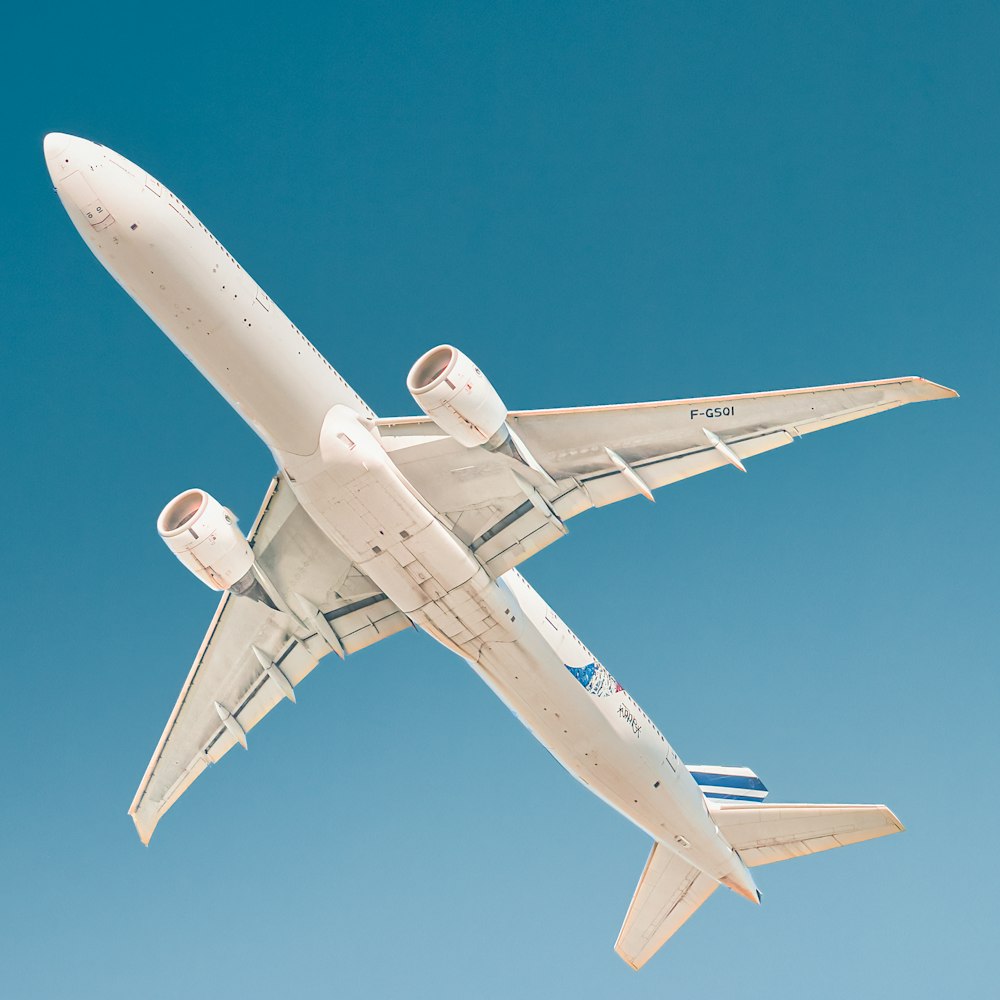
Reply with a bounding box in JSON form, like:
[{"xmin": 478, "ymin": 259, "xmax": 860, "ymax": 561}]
[{"xmin": 43, "ymin": 132, "xmax": 957, "ymax": 969}]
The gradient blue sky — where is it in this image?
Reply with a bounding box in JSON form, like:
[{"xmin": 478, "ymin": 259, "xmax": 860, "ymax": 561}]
[{"xmin": 2, "ymin": 3, "xmax": 996, "ymax": 997}]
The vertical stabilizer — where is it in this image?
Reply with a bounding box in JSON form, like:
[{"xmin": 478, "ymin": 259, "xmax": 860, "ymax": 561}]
[{"xmin": 687, "ymin": 764, "xmax": 768, "ymax": 803}]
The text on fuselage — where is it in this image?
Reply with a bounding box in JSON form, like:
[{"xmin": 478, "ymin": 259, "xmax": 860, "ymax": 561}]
[{"xmin": 618, "ymin": 702, "xmax": 641, "ymax": 737}]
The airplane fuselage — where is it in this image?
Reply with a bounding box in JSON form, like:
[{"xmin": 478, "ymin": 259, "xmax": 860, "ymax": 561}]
[{"xmin": 45, "ymin": 134, "xmax": 757, "ymax": 899}]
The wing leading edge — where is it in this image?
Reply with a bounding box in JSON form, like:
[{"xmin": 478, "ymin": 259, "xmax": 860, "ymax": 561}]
[{"xmin": 129, "ymin": 475, "xmax": 411, "ymax": 844}]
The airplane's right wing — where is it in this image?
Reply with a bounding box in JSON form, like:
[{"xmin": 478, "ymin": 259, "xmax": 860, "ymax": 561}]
[
  {"xmin": 379, "ymin": 377, "xmax": 956, "ymax": 578},
  {"xmin": 615, "ymin": 842, "xmax": 719, "ymax": 970}
]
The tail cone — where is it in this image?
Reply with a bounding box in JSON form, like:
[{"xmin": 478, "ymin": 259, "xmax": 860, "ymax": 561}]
[{"xmin": 720, "ymin": 853, "xmax": 761, "ymax": 904}]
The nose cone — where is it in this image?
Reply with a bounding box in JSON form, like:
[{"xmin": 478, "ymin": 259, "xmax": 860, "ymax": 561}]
[
  {"xmin": 44, "ymin": 132, "xmax": 97, "ymax": 184},
  {"xmin": 44, "ymin": 132, "xmax": 74, "ymax": 176},
  {"xmin": 43, "ymin": 131, "xmax": 70, "ymax": 160}
]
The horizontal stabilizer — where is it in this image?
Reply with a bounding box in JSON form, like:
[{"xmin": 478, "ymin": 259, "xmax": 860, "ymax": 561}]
[
  {"xmin": 615, "ymin": 843, "xmax": 718, "ymax": 970},
  {"xmin": 710, "ymin": 801, "xmax": 903, "ymax": 867}
]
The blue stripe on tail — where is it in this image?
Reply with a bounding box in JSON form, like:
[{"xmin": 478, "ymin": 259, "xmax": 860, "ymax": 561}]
[
  {"xmin": 689, "ymin": 771, "xmax": 767, "ymax": 792},
  {"xmin": 688, "ymin": 766, "xmax": 768, "ymax": 802}
]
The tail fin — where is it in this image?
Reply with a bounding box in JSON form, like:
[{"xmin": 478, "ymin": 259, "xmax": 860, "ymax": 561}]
[
  {"xmin": 709, "ymin": 801, "xmax": 904, "ymax": 867},
  {"xmin": 687, "ymin": 764, "xmax": 768, "ymax": 803}
]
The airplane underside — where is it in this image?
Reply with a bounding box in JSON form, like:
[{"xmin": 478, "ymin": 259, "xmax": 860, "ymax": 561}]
[{"xmin": 44, "ymin": 132, "xmax": 951, "ymax": 968}]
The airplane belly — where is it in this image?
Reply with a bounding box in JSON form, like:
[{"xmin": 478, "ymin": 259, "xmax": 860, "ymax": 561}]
[{"xmin": 279, "ymin": 410, "xmax": 733, "ymax": 876}]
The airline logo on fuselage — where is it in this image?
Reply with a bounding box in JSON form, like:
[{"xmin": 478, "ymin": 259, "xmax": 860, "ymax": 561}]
[
  {"xmin": 565, "ymin": 661, "xmax": 623, "ymax": 697},
  {"xmin": 566, "ymin": 662, "xmax": 641, "ymax": 737}
]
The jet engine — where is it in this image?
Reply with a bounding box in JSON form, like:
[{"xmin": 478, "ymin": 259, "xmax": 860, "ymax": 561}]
[
  {"xmin": 407, "ymin": 345, "xmax": 508, "ymax": 448},
  {"xmin": 157, "ymin": 488, "xmax": 255, "ymax": 592}
]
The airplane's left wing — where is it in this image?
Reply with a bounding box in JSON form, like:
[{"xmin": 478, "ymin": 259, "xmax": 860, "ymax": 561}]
[
  {"xmin": 129, "ymin": 474, "xmax": 411, "ymax": 843},
  {"xmin": 378, "ymin": 376, "xmax": 956, "ymax": 578}
]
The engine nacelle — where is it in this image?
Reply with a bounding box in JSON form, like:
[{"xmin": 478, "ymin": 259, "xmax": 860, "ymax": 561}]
[
  {"xmin": 407, "ymin": 345, "xmax": 507, "ymax": 448},
  {"xmin": 157, "ymin": 489, "xmax": 255, "ymax": 591}
]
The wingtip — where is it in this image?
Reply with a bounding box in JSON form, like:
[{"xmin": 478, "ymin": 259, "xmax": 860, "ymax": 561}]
[
  {"xmin": 613, "ymin": 945, "xmax": 643, "ymax": 971},
  {"xmin": 129, "ymin": 807, "xmax": 156, "ymax": 846},
  {"xmin": 881, "ymin": 805, "xmax": 906, "ymax": 834},
  {"xmin": 912, "ymin": 377, "xmax": 959, "ymax": 400}
]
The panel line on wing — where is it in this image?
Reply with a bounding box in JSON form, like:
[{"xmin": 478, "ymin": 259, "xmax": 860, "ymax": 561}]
[
  {"xmin": 324, "ymin": 594, "xmax": 391, "ymax": 621},
  {"xmin": 470, "ymin": 500, "xmax": 534, "ymax": 551}
]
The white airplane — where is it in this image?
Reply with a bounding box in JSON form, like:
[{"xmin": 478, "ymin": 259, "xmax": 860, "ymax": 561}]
[{"xmin": 44, "ymin": 132, "xmax": 956, "ymax": 969}]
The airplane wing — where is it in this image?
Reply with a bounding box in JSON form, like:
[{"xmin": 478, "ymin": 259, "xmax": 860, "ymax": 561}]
[
  {"xmin": 615, "ymin": 841, "xmax": 719, "ymax": 970},
  {"xmin": 129, "ymin": 474, "xmax": 411, "ymax": 844},
  {"xmin": 378, "ymin": 376, "xmax": 957, "ymax": 578},
  {"xmin": 709, "ymin": 801, "xmax": 904, "ymax": 867}
]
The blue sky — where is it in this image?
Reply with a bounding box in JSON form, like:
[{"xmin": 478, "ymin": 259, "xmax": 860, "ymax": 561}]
[{"xmin": 2, "ymin": 3, "xmax": 996, "ymax": 996}]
